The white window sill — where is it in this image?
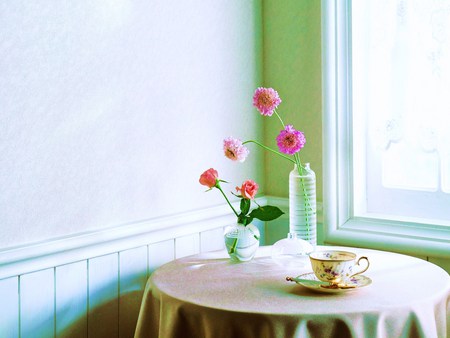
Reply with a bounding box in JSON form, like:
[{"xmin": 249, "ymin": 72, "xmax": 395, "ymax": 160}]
[{"xmin": 323, "ymin": 218, "xmax": 450, "ymax": 259}]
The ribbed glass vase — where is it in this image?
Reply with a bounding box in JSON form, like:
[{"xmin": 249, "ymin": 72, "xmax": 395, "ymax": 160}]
[{"xmin": 289, "ymin": 163, "xmax": 317, "ymax": 246}]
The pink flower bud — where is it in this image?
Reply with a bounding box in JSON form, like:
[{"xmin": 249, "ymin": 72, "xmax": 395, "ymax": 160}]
[{"xmin": 199, "ymin": 168, "xmax": 219, "ymax": 188}]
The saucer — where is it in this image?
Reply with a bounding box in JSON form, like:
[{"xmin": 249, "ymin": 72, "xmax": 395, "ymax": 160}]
[{"xmin": 289, "ymin": 272, "xmax": 372, "ymax": 293}]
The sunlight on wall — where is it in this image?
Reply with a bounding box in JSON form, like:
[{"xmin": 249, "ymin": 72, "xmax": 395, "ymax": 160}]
[
  {"xmin": 0, "ymin": 1, "xmax": 263, "ymax": 249},
  {"xmin": 262, "ymin": 0, "xmax": 322, "ymax": 200}
]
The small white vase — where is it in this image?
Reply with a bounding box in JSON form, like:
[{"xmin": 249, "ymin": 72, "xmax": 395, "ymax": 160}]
[
  {"xmin": 224, "ymin": 223, "xmax": 260, "ymax": 262},
  {"xmin": 289, "ymin": 163, "xmax": 317, "ymax": 246}
]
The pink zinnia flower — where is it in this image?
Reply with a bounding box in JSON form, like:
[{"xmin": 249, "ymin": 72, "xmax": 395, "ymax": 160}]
[
  {"xmin": 236, "ymin": 180, "xmax": 259, "ymax": 200},
  {"xmin": 276, "ymin": 125, "xmax": 306, "ymax": 155},
  {"xmin": 223, "ymin": 137, "xmax": 250, "ymax": 162},
  {"xmin": 252, "ymin": 87, "xmax": 282, "ymax": 116}
]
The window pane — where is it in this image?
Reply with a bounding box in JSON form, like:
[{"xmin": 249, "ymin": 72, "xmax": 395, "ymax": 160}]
[{"xmin": 352, "ymin": 0, "xmax": 450, "ymax": 225}]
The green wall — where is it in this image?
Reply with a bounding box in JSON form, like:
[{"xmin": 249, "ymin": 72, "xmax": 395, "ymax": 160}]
[{"xmin": 262, "ymin": 0, "xmax": 322, "ymax": 201}]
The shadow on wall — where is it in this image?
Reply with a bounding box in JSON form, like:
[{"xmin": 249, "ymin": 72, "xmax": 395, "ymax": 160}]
[{"xmin": 58, "ymin": 290, "xmax": 144, "ymax": 338}]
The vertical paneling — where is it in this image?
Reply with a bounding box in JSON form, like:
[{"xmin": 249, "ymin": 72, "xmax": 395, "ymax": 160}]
[
  {"xmin": 119, "ymin": 246, "xmax": 148, "ymax": 338},
  {"xmin": 0, "ymin": 224, "xmax": 241, "ymax": 338},
  {"xmin": 0, "ymin": 277, "xmax": 19, "ymax": 338},
  {"xmin": 200, "ymin": 227, "xmax": 225, "ymax": 253},
  {"xmin": 175, "ymin": 234, "xmax": 200, "ymax": 259},
  {"xmin": 20, "ymin": 268, "xmax": 55, "ymax": 338},
  {"xmin": 148, "ymin": 240, "xmax": 175, "ymax": 273},
  {"xmin": 55, "ymin": 261, "xmax": 88, "ymax": 338},
  {"xmin": 88, "ymin": 253, "xmax": 119, "ymax": 338}
]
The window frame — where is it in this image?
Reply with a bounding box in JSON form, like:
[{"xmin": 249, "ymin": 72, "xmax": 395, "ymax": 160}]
[{"xmin": 321, "ymin": 0, "xmax": 450, "ymax": 259}]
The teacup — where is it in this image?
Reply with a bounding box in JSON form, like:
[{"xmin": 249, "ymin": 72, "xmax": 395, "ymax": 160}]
[{"xmin": 309, "ymin": 250, "xmax": 370, "ymax": 285}]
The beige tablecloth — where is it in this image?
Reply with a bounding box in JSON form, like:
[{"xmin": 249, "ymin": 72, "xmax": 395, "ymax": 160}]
[{"xmin": 135, "ymin": 246, "xmax": 450, "ymax": 338}]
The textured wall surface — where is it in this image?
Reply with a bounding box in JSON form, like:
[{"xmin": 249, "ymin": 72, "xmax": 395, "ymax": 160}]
[
  {"xmin": 0, "ymin": 1, "xmax": 263, "ymax": 249},
  {"xmin": 262, "ymin": 0, "xmax": 322, "ymax": 200}
]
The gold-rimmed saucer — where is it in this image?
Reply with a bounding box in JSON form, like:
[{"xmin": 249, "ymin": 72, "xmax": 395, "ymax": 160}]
[{"xmin": 287, "ymin": 272, "xmax": 372, "ymax": 293}]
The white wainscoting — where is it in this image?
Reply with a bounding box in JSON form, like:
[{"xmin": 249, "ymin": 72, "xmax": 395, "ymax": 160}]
[
  {"xmin": 0, "ymin": 200, "xmax": 265, "ymax": 338},
  {"xmin": 9, "ymin": 197, "xmax": 447, "ymax": 338}
]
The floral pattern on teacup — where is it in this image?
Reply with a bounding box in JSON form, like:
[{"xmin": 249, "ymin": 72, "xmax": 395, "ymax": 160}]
[
  {"xmin": 309, "ymin": 250, "xmax": 370, "ymax": 284},
  {"xmin": 314, "ymin": 263, "xmax": 353, "ymax": 282}
]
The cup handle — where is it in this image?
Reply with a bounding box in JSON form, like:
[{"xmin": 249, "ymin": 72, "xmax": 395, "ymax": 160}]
[{"xmin": 349, "ymin": 256, "xmax": 369, "ymax": 278}]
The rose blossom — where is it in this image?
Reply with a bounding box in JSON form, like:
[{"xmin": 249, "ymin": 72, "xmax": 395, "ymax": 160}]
[
  {"xmin": 223, "ymin": 137, "xmax": 250, "ymax": 162},
  {"xmin": 276, "ymin": 125, "xmax": 306, "ymax": 155},
  {"xmin": 199, "ymin": 168, "xmax": 219, "ymax": 188},
  {"xmin": 236, "ymin": 180, "xmax": 259, "ymax": 200},
  {"xmin": 252, "ymin": 87, "xmax": 282, "ymax": 116}
]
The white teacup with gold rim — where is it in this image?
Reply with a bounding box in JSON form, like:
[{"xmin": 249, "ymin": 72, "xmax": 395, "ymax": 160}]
[{"xmin": 309, "ymin": 250, "xmax": 370, "ymax": 285}]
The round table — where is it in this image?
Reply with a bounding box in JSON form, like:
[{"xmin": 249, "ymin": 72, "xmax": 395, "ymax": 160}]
[{"xmin": 134, "ymin": 246, "xmax": 450, "ymax": 338}]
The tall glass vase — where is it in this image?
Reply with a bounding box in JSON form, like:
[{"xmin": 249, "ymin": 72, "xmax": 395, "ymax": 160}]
[{"xmin": 289, "ymin": 163, "xmax": 317, "ymax": 246}]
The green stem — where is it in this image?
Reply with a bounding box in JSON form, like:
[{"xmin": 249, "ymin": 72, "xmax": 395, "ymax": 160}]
[
  {"xmin": 216, "ymin": 184, "xmax": 239, "ymax": 218},
  {"xmin": 273, "ymin": 108, "xmax": 286, "ymax": 128},
  {"xmin": 230, "ymin": 236, "xmax": 238, "ymax": 254},
  {"xmin": 229, "ymin": 225, "xmax": 259, "ymax": 255},
  {"xmin": 294, "ymin": 153, "xmax": 302, "ymax": 173},
  {"xmin": 243, "ymin": 140, "xmax": 296, "ymax": 163}
]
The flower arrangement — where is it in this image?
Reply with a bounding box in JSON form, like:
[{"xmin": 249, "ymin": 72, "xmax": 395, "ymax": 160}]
[
  {"xmin": 223, "ymin": 87, "xmax": 315, "ymax": 234},
  {"xmin": 198, "ymin": 87, "xmax": 315, "ymax": 259},
  {"xmin": 199, "ymin": 168, "xmax": 283, "ymax": 226},
  {"xmin": 223, "ymin": 87, "xmax": 307, "ymax": 174}
]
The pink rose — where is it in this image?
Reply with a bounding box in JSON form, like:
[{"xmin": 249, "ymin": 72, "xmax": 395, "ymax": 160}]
[
  {"xmin": 236, "ymin": 180, "xmax": 258, "ymax": 200},
  {"xmin": 199, "ymin": 168, "xmax": 219, "ymax": 188}
]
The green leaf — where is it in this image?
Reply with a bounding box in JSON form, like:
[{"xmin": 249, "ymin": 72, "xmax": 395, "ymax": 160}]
[
  {"xmin": 237, "ymin": 214, "xmax": 253, "ymax": 226},
  {"xmin": 240, "ymin": 198, "xmax": 251, "ymax": 216},
  {"xmin": 249, "ymin": 206, "xmax": 284, "ymax": 222}
]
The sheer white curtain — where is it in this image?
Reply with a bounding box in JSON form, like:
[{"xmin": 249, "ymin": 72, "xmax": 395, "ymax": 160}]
[{"xmin": 352, "ymin": 0, "xmax": 450, "ymax": 225}]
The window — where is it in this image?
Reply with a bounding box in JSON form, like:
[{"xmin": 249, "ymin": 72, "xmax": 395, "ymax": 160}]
[{"xmin": 322, "ymin": 0, "xmax": 450, "ymax": 257}]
